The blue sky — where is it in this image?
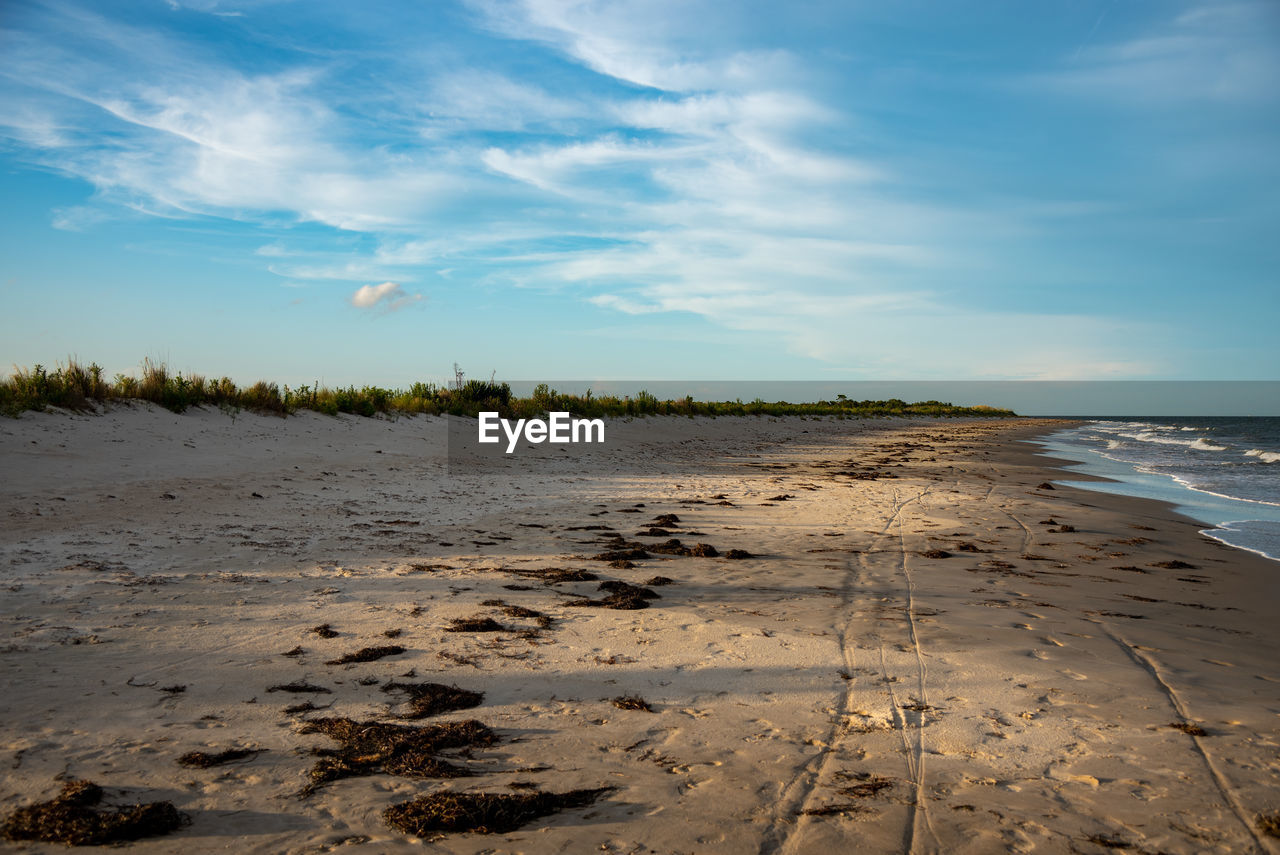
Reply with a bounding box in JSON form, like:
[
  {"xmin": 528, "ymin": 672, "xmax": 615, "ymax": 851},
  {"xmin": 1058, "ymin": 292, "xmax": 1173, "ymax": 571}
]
[{"xmin": 1, "ymin": 0, "xmax": 1277, "ymax": 386}]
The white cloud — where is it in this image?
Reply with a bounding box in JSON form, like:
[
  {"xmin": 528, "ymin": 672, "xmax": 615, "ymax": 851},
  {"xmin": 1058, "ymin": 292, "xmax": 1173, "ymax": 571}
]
[
  {"xmin": 466, "ymin": 0, "xmax": 796, "ymax": 92},
  {"xmin": 0, "ymin": 0, "xmax": 1205, "ymax": 377},
  {"xmin": 1041, "ymin": 1, "xmax": 1280, "ymax": 105},
  {"xmin": 350, "ymin": 282, "xmax": 423, "ymax": 313}
]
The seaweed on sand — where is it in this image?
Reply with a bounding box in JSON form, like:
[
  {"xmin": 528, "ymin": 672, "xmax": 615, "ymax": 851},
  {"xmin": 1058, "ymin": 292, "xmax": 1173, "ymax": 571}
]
[
  {"xmin": 445, "ymin": 616, "xmax": 507, "ymax": 633},
  {"xmin": 723, "ymin": 549, "xmax": 753, "ymax": 560},
  {"xmin": 593, "ymin": 548, "xmax": 650, "ymax": 562},
  {"xmin": 310, "ymin": 624, "xmax": 339, "ymax": 638},
  {"xmin": 645, "ymin": 539, "xmax": 718, "ymax": 557},
  {"xmin": 567, "ymin": 582, "xmax": 659, "ymax": 611},
  {"xmin": 325, "ymin": 645, "xmax": 405, "ymax": 665},
  {"xmin": 611, "ymin": 695, "xmax": 654, "ymax": 712},
  {"xmin": 1168, "ymin": 721, "xmax": 1208, "ymax": 736},
  {"xmin": 835, "ymin": 772, "xmax": 894, "ymax": 798},
  {"xmin": 598, "ymin": 581, "xmax": 659, "ymax": 599},
  {"xmin": 382, "ymin": 682, "xmax": 484, "ymax": 720},
  {"xmin": 298, "ymin": 717, "xmax": 496, "ymax": 796},
  {"xmin": 383, "ymin": 787, "xmax": 613, "ymax": 835},
  {"xmin": 268, "ymin": 680, "xmax": 332, "ymax": 694},
  {"xmin": 0, "ymin": 780, "xmax": 185, "ymax": 846},
  {"xmin": 177, "ymin": 747, "xmax": 264, "ymax": 768},
  {"xmin": 516, "ymin": 567, "xmax": 598, "ymax": 583}
]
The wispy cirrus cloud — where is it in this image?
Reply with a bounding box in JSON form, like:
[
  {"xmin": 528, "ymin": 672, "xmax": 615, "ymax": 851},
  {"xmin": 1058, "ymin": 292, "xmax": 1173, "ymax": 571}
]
[
  {"xmin": 1039, "ymin": 1, "xmax": 1280, "ymax": 105},
  {"xmin": 4, "ymin": 0, "xmax": 1268, "ymax": 377}
]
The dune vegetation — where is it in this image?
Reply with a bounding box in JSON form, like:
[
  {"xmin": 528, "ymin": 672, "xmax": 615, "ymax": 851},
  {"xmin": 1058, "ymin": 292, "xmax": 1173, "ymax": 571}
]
[{"xmin": 0, "ymin": 359, "xmax": 1017, "ymax": 419}]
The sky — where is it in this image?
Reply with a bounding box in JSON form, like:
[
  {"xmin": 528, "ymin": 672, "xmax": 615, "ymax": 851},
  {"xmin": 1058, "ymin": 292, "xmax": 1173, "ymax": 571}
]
[{"xmin": 1, "ymin": 0, "xmax": 1278, "ymax": 388}]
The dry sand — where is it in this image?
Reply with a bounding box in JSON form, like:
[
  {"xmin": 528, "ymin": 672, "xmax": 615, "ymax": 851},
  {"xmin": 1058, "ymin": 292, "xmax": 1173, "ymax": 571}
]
[{"xmin": 1, "ymin": 406, "xmax": 1277, "ymax": 854}]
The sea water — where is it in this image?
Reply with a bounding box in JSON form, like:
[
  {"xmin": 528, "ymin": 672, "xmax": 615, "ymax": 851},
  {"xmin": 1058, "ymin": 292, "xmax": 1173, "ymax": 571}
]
[{"xmin": 1034, "ymin": 417, "xmax": 1280, "ymax": 562}]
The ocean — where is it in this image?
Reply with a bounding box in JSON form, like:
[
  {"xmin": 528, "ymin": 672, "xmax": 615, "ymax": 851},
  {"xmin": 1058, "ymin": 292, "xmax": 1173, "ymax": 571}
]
[{"xmin": 1034, "ymin": 417, "xmax": 1280, "ymax": 563}]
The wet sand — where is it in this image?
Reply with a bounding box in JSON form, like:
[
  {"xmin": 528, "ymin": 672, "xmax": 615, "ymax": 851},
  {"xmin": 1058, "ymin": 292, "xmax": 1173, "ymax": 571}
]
[{"xmin": 1, "ymin": 407, "xmax": 1277, "ymax": 853}]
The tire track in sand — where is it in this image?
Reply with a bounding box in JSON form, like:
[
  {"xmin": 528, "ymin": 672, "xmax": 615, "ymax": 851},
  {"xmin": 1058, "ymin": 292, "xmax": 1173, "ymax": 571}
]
[{"xmin": 764, "ymin": 484, "xmax": 939, "ymax": 855}]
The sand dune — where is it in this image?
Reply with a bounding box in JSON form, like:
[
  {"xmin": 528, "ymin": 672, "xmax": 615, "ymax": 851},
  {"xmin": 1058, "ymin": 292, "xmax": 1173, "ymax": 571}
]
[{"xmin": 1, "ymin": 407, "xmax": 1277, "ymax": 853}]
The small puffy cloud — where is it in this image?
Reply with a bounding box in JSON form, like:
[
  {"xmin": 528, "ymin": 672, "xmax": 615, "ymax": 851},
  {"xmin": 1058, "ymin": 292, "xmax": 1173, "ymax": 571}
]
[{"xmin": 350, "ymin": 281, "xmax": 423, "ymax": 313}]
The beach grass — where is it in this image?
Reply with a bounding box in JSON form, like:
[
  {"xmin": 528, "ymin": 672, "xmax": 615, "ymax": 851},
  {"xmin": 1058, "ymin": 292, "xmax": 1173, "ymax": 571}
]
[{"xmin": 1, "ymin": 358, "xmax": 1017, "ymax": 419}]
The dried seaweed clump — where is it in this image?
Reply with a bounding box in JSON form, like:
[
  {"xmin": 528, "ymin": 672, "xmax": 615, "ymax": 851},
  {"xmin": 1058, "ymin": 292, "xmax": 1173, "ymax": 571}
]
[
  {"xmin": 836, "ymin": 772, "xmax": 894, "ymax": 798},
  {"xmin": 383, "ymin": 788, "xmax": 613, "ymax": 835},
  {"xmin": 920, "ymin": 549, "xmax": 952, "ymax": 559},
  {"xmin": 177, "ymin": 747, "xmax": 264, "ymax": 768},
  {"xmin": 593, "ymin": 548, "xmax": 650, "ymax": 562},
  {"xmin": 519, "ymin": 567, "xmax": 598, "ymax": 583},
  {"xmin": 1168, "ymin": 721, "xmax": 1208, "ymax": 737},
  {"xmin": 298, "ymin": 717, "xmax": 496, "ymax": 796},
  {"xmin": 645, "ymin": 539, "xmax": 717, "ymax": 557},
  {"xmin": 310, "ymin": 624, "xmax": 339, "ymax": 638},
  {"xmin": 724, "ymin": 549, "xmax": 753, "ymax": 560},
  {"xmin": 643, "ymin": 576, "xmax": 675, "ymax": 586},
  {"xmin": 383, "ymin": 682, "xmax": 484, "ymax": 719},
  {"xmin": 0, "ymin": 780, "xmax": 184, "ymax": 846},
  {"xmin": 445, "ymin": 616, "xmax": 507, "ymax": 633},
  {"xmin": 567, "ymin": 582, "xmax": 659, "ymax": 611},
  {"xmin": 611, "ymin": 695, "xmax": 654, "ymax": 712},
  {"xmin": 325, "ymin": 645, "xmax": 406, "ymax": 665},
  {"xmin": 1257, "ymin": 811, "xmax": 1280, "ymax": 838},
  {"xmin": 267, "ymin": 680, "xmax": 332, "ymax": 694}
]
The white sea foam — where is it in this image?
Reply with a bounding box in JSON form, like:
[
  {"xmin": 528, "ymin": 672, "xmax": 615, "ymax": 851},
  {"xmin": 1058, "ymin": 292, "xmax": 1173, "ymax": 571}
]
[
  {"xmin": 1165, "ymin": 471, "xmax": 1280, "ymax": 508},
  {"xmin": 1189, "ymin": 438, "xmax": 1227, "ymax": 451},
  {"xmin": 1201, "ymin": 521, "xmax": 1280, "ymax": 562},
  {"xmin": 1117, "ymin": 430, "xmax": 1199, "ymax": 447},
  {"xmin": 1245, "ymin": 448, "xmax": 1280, "ymax": 463}
]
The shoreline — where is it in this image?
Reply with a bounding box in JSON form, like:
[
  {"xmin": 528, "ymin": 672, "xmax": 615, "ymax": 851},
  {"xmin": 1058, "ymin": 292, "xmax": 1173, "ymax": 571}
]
[{"xmin": 2, "ymin": 409, "xmax": 1277, "ymax": 853}]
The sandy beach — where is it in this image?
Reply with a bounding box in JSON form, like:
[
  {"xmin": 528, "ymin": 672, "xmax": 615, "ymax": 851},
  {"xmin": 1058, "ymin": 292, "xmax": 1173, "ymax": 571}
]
[{"xmin": 1, "ymin": 408, "xmax": 1277, "ymax": 854}]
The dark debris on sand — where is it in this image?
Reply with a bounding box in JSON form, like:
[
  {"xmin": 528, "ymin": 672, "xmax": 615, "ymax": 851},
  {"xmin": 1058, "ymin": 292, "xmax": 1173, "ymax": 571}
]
[
  {"xmin": 611, "ymin": 695, "xmax": 654, "ymax": 712},
  {"xmin": 567, "ymin": 581, "xmax": 659, "ymax": 611},
  {"xmin": 310, "ymin": 624, "xmax": 339, "ymax": 639},
  {"xmin": 645, "ymin": 539, "xmax": 718, "ymax": 558},
  {"xmin": 723, "ymin": 549, "xmax": 753, "ymax": 560},
  {"xmin": 325, "ymin": 645, "xmax": 406, "ymax": 665},
  {"xmin": 176, "ymin": 747, "xmax": 264, "ymax": 768},
  {"xmin": 445, "ymin": 616, "xmax": 508, "ymax": 633},
  {"xmin": 383, "ymin": 682, "xmax": 484, "ymax": 719},
  {"xmin": 383, "ymin": 787, "xmax": 613, "ymax": 835},
  {"xmin": 268, "ymin": 680, "xmax": 332, "ymax": 694},
  {"xmin": 298, "ymin": 717, "xmax": 496, "ymax": 796},
  {"xmin": 1168, "ymin": 721, "xmax": 1209, "ymax": 736},
  {"xmin": 0, "ymin": 780, "xmax": 185, "ymax": 846},
  {"xmin": 835, "ymin": 772, "xmax": 894, "ymax": 798},
  {"xmin": 284, "ymin": 701, "xmax": 327, "ymax": 715},
  {"xmin": 593, "ymin": 548, "xmax": 650, "ymax": 562},
  {"xmin": 518, "ymin": 567, "xmax": 598, "ymax": 584},
  {"xmin": 1257, "ymin": 811, "xmax": 1280, "ymax": 838},
  {"xmin": 644, "ymin": 576, "xmax": 675, "ymax": 586}
]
